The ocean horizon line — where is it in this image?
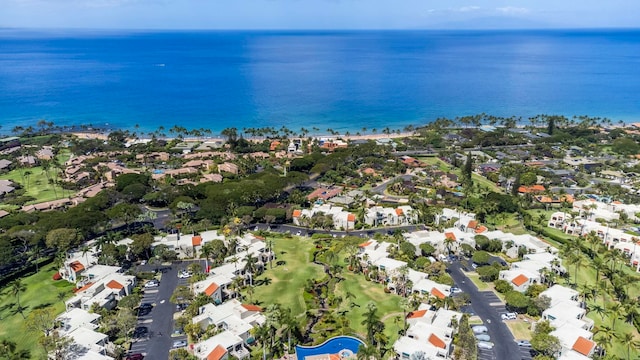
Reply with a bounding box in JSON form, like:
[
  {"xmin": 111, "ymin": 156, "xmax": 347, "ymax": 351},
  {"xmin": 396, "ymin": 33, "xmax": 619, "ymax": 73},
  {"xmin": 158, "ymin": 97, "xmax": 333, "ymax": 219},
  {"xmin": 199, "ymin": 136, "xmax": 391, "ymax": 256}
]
[{"xmin": 2, "ymin": 27, "xmax": 640, "ymax": 34}]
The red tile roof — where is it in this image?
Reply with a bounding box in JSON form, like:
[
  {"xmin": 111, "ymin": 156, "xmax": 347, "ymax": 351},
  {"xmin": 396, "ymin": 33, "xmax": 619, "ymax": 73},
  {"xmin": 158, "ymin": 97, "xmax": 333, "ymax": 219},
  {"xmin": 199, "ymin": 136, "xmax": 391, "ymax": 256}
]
[
  {"xmin": 518, "ymin": 185, "xmax": 545, "ymax": 193},
  {"xmin": 347, "ymin": 213, "xmax": 356, "ymax": 222},
  {"xmin": 204, "ymin": 282, "xmax": 220, "ymax": 297},
  {"xmin": 359, "ymin": 241, "xmax": 372, "ymax": 248},
  {"xmin": 572, "ymin": 336, "xmax": 595, "ymax": 356},
  {"xmin": 241, "ymin": 304, "xmax": 262, "ymax": 312},
  {"xmin": 395, "ymin": 208, "xmax": 404, "ymax": 216},
  {"xmin": 292, "ymin": 209, "xmax": 302, "ymax": 218},
  {"xmin": 475, "ymin": 226, "xmax": 488, "ymax": 234},
  {"xmin": 106, "ymin": 280, "xmax": 124, "ymax": 290},
  {"xmin": 69, "ymin": 261, "xmax": 85, "ymax": 273},
  {"xmin": 428, "ymin": 333, "xmax": 446, "ymax": 349},
  {"xmin": 511, "ymin": 274, "xmax": 529, "ymax": 287},
  {"xmin": 192, "ymin": 235, "xmax": 202, "ymax": 246},
  {"xmin": 467, "ymin": 220, "xmax": 478, "ymax": 229},
  {"xmin": 207, "ymin": 345, "xmax": 227, "ymax": 360},
  {"xmin": 73, "ymin": 282, "xmax": 94, "ymax": 293},
  {"xmin": 407, "ymin": 309, "xmax": 427, "ymax": 319},
  {"xmin": 444, "ymin": 232, "xmax": 456, "ymax": 241},
  {"xmin": 431, "ymin": 287, "xmax": 446, "ymax": 299}
]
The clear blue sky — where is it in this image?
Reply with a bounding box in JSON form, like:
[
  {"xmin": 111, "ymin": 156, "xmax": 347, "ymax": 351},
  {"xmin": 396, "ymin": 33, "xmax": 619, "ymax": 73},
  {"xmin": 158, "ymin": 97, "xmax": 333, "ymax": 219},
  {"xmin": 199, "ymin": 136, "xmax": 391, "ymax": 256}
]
[{"xmin": 1, "ymin": 0, "xmax": 638, "ymax": 30}]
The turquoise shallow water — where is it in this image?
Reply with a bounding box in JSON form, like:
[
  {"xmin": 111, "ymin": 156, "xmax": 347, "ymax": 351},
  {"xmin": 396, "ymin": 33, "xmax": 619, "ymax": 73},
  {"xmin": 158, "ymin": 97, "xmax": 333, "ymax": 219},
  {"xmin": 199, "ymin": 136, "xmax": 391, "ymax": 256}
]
[{"xmin": 1, "ymin": 29, "xmax": 639, "ymax": 134}]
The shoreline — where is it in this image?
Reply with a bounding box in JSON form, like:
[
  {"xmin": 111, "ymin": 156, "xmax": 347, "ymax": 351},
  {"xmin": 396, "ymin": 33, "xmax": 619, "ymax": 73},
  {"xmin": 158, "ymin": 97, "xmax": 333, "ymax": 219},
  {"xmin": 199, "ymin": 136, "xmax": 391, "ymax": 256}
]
[{"xmin": 70, "ymin": 131, "xmax": 415, "ymax": 142}]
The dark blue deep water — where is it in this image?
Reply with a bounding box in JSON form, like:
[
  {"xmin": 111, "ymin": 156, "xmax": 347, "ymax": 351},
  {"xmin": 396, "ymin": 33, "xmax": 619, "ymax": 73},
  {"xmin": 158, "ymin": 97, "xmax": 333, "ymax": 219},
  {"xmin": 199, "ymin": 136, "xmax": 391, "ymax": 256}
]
[{"xmin": 1, "ymin": 29, "xmax": 639, "ymax": 134}]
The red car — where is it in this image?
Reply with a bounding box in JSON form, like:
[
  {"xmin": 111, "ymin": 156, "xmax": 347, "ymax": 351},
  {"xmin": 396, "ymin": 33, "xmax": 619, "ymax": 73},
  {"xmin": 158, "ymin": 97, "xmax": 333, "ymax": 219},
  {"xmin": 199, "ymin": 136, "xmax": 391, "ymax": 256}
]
[{"xmin": 126, "ymin": 354, "xmax": 144, "ymax": 360}]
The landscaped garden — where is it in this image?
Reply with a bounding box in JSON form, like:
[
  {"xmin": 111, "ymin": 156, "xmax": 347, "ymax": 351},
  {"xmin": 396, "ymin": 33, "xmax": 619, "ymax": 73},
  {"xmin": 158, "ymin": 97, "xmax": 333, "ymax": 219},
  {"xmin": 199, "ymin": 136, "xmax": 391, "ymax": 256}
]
[
  {"xmin": 247, "ymin": 233, "xmax": 405, "ymax": 353},
  {"xmin": 0, "ymin": 150, "xmax": 71, "ymax": 205}
]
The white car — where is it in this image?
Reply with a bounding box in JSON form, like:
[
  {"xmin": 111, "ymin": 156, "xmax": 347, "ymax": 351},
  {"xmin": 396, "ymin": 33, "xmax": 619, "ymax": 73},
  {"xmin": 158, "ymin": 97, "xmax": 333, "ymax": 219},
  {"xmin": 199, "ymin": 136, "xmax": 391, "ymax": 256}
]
[
  {"xmin": 501, "ymin": 312, "xmax": 517, "ymax": 320},
  {"xmin": 472, "ymin": 326, "xmax": 488, "ymax": 334},
  {"xmin": 477, "ymin": 341, "xmax": 494, "ymax": 350},
  {"xmin": 144, "ymin": 280, "xmax": 159, "ymax": 288},
  {"xmin": 475, "ymin": 334, "xmax": 491, "ymax": 342},
  {"xmin": 296, "ymin": 231, "xmax": 302, "ymax": 236},
  {"xmin": 178, "ymin": 272, "xmax": 192, "ymax": 279}
]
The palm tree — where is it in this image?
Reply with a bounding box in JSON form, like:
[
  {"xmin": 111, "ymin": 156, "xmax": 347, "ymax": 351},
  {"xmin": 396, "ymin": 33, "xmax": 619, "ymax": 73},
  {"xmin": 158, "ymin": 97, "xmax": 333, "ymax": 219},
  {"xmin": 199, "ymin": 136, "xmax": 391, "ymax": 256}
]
[
  {"xmin": 588, "ymin": 303, "xmax": 607, "ymax": 321},
  {"xmin": 595, "ymin": 325, "xmax": 615, "ymax": 357},
  {"xmin": 590, "ymin": 257, "xmax": 605, "ymax": 294},
  {"xmin": 356, "ymin": 343, "xmax": 378, "ymax": 360},
  {"xmin": 361, "ymin": 303, "xmax": 381, "ymax": 346},
  {"xmin": 567, "ymin": 252, "xmax": 585, "ymax": 286},
  {"xmin": 9, "ymin": 280, "xmax": 27, "ymax": 319},
  {"xmin": 608, "ymin": 303, "xmax": 625, "ymax": 329},
  {"xmin": 617, "ymin": 332, "xmax": 640, "ymax": 360}
]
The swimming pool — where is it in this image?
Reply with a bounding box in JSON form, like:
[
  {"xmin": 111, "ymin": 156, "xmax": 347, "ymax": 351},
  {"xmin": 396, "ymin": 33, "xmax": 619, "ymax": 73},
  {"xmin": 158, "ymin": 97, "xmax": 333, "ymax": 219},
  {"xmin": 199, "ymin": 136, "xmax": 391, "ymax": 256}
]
[{"xmin": 295, "ymin": 336, "xmax": 365, "ymax": 359}]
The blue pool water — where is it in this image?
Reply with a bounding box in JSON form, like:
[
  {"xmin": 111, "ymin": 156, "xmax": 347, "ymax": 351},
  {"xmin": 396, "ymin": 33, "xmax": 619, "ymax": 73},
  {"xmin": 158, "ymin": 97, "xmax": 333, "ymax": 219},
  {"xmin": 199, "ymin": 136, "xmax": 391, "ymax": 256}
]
[{"xmin": 295, "ymin": 336, "xmax": 365, "ymax": 359}]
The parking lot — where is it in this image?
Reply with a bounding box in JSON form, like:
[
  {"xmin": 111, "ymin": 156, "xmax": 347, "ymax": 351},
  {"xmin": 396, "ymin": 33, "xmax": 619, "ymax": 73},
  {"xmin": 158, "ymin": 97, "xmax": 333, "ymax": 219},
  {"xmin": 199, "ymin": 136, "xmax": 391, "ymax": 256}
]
[
  {"xmin": 127, "ymin": 262, "xmax": 197, "ymax": 359},
  {"xmin": 449, "ymin": 262, "xmax": 532, "ymax": 360}
]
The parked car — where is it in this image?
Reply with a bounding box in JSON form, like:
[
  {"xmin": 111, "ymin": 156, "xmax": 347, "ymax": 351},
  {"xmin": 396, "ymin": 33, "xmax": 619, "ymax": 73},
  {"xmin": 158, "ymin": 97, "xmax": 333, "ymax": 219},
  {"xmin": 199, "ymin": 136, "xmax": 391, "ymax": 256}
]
[
  {"xmin": 140, "ymin": 260, "xmax": 146, "ymax": 266},
  {"xmin": 477, "ymin": 341, "xmax": 494, "ymax": 350},
  {"xmin": 296, "ymin": 231, "xmax": 302, "ymax": 236},
  {"xmin": 133, "ymin": 326, "xmax": 148, "ymax": 338},
  {"xmin": 126, "ymin": 354, "xmax": 144, "ymax": 360},
  {"xmin": 516, "ymin": 340, "xmax": 532, "ymax": 347},
  {"xmin": 450, "ymin": 287, "xmax": 462, "ymax": 294},
  {"xmin": 173, "ymin": 340, "xmax": 188, "ymax": 348},
  {"xmin": 144, "ymin": 280, "xmax": 159, "ymax": 288},
  {"xmin": 475, "ymin": 334, "xmax": 491, "ymax": 342},
  {"xmin": 471, "ymin": 263, "xmax": 478, "ymax": 269},
  {"xmin": 472, "ymin": 326, "xmax": 488, "ymax": 334},
  {"xmin": 501, "ymin": 312, "xmax": 517, "ymax": 320},
  {"xmin": 178, "ymin": 271, "xmax": 192, "ymax": 279}
]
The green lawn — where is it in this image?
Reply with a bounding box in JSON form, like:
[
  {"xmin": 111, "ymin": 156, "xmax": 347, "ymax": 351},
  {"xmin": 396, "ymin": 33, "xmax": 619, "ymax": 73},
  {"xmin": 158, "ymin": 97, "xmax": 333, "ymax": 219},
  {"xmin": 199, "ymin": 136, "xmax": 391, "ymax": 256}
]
[
  {"xmin": 418, "ymin": 156, "xmax": 503, "ymax": 193},
  {"xmin": 505, "ymin": 320, "xmax": 532, "ymax": 340},
  {"xmin": 334, "ymin": 273, "xmax": 404, "ymax": 342},
  {"xmin": 465, "ymin": 272, "xmax": 490, "ymax": 291},
  {"xmin": 0, "ymin": 151, "xmax": 71, "ymax": 204},
  {"xmin": 0, "ymin": 264, "xmax": 75, "ymax": 359},
  {"xmin": 250, "ymin": 236, "xmax": 324, "ymax": 318},
  {"xmin": 248, "ymin": 235, "xmax": 404, "ymax": 343},
  {"xmin": 0, "ymin": 166, "xmax": 65, "ymax": 204}
]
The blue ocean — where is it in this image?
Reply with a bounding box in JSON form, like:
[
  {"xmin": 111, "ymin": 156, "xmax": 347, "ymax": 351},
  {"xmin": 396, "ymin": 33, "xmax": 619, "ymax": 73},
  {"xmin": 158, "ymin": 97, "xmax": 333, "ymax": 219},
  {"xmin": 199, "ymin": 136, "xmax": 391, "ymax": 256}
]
[{"xmin": 1, "ymin": 29, "xmax": 639, "ymax": 135}]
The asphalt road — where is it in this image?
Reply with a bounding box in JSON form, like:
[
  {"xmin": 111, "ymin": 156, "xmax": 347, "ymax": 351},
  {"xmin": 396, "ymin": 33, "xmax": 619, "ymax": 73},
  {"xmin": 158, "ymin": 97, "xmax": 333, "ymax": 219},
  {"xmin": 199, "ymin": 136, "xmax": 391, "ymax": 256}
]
[
  {"xmin": 251, "ymin": 222, "xmax": 428, "ymax": 238},
  {"xmin": 129, "ymin": 262, "xmax": 190, "ymax": 359},
  {"xmin": 448, "ymin": 262, "xmax": 523, "ymax": 360}
]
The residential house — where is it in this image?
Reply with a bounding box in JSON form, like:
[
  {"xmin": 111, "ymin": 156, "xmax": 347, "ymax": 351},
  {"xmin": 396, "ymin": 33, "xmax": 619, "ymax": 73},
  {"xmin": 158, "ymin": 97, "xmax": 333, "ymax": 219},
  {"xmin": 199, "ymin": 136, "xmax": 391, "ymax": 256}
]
[
  {"xmin": 218, "ymin": 162, "xmax": 239, "ymax": 175},
  {"xmin": 0, "ymin": 179, "xmax": 15, "ymax": 196},
  {"xmin": 191, "ymin": 299, "xmax": 265, "ymax": 343},
  {"xmin": 306, "ymin": 187, "xmax": 342, "ymax": 201},
  {"xmin": 292, "ymin": 203, "xmax": 355, "ymax": 230},
  {"xmin": 363, "ymin": 205, "xmax": 416, "ymax": 227},
  {"xmin": 192, "ymin": 330, "xmax": 250, "ymax": 360},
  {"xmin": 393, "ymin": 305, "xmax": 462, "ymax": 359}
]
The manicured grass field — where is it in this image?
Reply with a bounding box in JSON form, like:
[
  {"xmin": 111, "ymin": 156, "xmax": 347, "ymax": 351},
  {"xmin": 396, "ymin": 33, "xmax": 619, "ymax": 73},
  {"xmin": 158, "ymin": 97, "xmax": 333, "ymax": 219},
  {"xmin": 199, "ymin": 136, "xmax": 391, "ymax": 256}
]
[
  {"xmin": 0, "ymin": 166, "xmax": 65, "ymax": 204},
  {"xmin": 250, "ymin": 236, "xmax": 324, "ymax": 319},
  {"xmin": 249, "ymin": 235, "xmax": 404, "ymax": 343},
  {"xmin": 0, "ymin": 150, "xmax": 71, "ymax": 204},
  {"xmin": 0, "ymin": 264, "xmax": 75, "ymax": 358},
  {"xmin": 334, "ymin": 273, "xmax": 404, "ymax": 342}
]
